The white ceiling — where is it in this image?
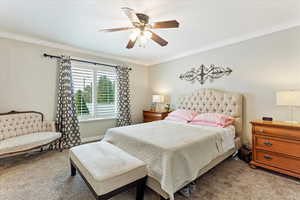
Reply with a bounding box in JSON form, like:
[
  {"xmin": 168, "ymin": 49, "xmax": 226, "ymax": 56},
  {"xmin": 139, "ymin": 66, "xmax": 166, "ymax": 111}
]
[{"xmin": 0, "ymin": 0, "xmax": 299, "ymax": 66}]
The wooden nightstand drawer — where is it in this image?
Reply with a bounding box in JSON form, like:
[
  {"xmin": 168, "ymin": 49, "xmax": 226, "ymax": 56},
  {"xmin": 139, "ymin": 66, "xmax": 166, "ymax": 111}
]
[
  {"xmin": 143, "ymin": 112, "xmax": 163, "ymax": 118},
  {"xmin": 254, "ymin": 125, "xmax": 300, "ymax": 140},
  {"xmin": 144, "ymin": 116, "xmax": 161, "ymax": 122},
  {"xmin": 143, "ymin": 110, "xmax": 169, "ymax": 123},
  {"xmin": 255, "ymin": 136, "xmax": 300, "ymax": 158},
  {"xmin": 255, "ymin": 150, "xmax": 300, "ymax": 174}
]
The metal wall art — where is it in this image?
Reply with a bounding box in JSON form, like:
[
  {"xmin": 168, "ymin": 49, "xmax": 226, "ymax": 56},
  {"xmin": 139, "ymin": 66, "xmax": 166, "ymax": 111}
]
[{"xmin": 179, "ymin": 64, "xmax": 232, "ymax": 84}]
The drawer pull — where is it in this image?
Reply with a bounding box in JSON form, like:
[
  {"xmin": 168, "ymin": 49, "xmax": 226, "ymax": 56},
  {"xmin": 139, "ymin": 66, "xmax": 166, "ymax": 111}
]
[
  {"xmin": 264, "ymin": 155, "xmax": 272, "ymax": 160},
  {"xmin": 263, "ymin": 142, "xmax": 272, "ymax": 147},
  {"xmin": 259, "ymin": 129, "xmax": 264, "ymax": 133}
]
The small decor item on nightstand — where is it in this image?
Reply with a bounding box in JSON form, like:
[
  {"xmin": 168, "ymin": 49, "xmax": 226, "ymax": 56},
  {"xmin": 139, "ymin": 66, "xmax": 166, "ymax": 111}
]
[
  {"xmin": 276, "ymin": 90, "xmax": 300, "ymax": 123},
  {"xmin": 164, "ymin": 104, "xmax": 171, "ymax": 112},
  {"xmin": 179, "ymin": 64, "xmax": 232, "ymax": 85},
  {"xmin": 262, "ymin": 117, "xmax": 273, "ymax": 121}
]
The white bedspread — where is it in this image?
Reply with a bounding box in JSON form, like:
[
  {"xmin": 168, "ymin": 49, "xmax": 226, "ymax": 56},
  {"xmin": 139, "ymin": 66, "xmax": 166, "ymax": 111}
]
[{"xmin": 103, "ymin": 120, "xmax": 235, "ymax": 199}]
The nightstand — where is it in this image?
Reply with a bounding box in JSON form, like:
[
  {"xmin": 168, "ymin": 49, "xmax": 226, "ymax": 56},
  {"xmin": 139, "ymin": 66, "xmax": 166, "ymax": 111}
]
[
  {"xmin": 250, "ymin": 120, "xmax": 300, "ymax": 178},
  {"xmin": 143, "ymin": 110, "xmax": 169, "ymax": 122}
]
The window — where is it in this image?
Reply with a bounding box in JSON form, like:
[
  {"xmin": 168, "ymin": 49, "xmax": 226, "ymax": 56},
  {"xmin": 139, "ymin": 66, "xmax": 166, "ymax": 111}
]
[{"xmin": 72, "ymin": 63, "xmax": 117, "ymax": 121}]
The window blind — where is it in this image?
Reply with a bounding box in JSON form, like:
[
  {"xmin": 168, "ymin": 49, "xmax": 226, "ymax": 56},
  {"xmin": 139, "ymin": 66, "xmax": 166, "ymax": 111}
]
[
  {"xmin": 72, "ymin": 67, "xmax": 93, "ymax": 118},
  {"xmin": 71, "ymin": 65, "xmax": 117, "ymax": 120},
  {"xmin": 95, "ymin": 70, "xmax": 116, "ymax": 117}
]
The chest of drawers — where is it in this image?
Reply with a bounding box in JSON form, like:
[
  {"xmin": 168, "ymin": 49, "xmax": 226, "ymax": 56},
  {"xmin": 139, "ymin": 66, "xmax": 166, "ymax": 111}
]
[{"xmin": 250, "ymin": 120, "xmax": 300, "ymax": 178}]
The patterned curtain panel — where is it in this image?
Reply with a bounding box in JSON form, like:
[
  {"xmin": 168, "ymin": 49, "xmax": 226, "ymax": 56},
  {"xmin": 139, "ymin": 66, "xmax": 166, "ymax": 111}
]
[
  {"xmin": 116, "ymin": 66, "xmax": 132, "ymax": 127},
  {"xmin": 55, "ymin": 55, "xmax": 81, "ymax": 149}
]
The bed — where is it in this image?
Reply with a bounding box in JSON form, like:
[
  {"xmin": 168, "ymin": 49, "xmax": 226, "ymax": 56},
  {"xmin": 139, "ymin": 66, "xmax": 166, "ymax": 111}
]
[{"xmin": 103, "ymin": 88, "xmax": 243, "ymax": 199}]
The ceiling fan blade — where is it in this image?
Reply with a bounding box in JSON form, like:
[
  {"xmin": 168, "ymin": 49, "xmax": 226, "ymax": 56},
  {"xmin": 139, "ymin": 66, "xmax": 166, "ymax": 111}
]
[
  {"xmin": 121, "ymin": 7, "xmax": 141, "ymax": 26},
  {"xmin": 152, "ymin": 20, "xmax": 179, "ymax": 29},
  {"xmin": 126, "ymin": 37, "xmax": 137, "ymax": 49},
  {"xmin": 98, "ymin": 27, "xmax": 134, "ymax": 32},
  {"xmin": 149, "ymin": 31, "xmax": 168, "ymax": 46}
]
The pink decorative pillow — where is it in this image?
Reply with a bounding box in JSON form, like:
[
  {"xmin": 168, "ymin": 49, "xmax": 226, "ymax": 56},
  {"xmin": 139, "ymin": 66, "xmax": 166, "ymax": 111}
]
[
  {"xmin": 165, "ymin": 109, "xmax": 198, "ymax": 123},
  {"xmin": 164, "ymin": 116, "xmax": 188, "ymax": 123},
  {"xmin": 189, "ymin": 113, "xmax": 234, "ymax": 128}
]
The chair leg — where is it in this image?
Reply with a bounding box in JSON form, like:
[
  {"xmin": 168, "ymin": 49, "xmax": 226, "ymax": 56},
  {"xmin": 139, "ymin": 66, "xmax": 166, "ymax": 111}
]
[
  {"xmin": 136, "ymin": 177, "xmax": 146, "ymax": 200},
  {"xmin": 70, "ymin": 161, "xmax": 76, "ymax": 176}
]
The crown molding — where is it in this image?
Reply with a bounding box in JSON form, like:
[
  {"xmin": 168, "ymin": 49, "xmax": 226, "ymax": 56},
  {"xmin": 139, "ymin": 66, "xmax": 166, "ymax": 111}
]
[
  {"xmin": 0, "ymin": 31, "xmax": 147, "ymax": 67},
  {"xmin": 1, "ymin": 20, "xmax": 299, "ymax": 67},
  {"xmin": 148, "ymin": 20, "xmax": 300, "ymax": 66}
]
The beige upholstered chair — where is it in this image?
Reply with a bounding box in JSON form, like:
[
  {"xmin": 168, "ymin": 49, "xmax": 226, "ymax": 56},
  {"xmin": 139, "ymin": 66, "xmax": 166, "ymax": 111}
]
[{"xmin": 0, "ymin": 111, "xmax": 61, "ymax": 158}]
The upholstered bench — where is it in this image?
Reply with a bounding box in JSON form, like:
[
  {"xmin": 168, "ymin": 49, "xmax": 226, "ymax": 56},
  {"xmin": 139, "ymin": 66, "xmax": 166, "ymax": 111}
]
[{"xmin": 69, "ymin": 141, "xmax": 147, "ymax": 200}]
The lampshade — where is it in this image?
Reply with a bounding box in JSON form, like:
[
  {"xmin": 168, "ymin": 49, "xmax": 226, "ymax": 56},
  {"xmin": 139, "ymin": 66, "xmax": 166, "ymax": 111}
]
[
  {"xmin": 152, "ymin": 95, "xmax": 164, "ymax": 103},
  {"xmin": 276, "ymin": 91, "xmax": 300, "ymax": 106}
]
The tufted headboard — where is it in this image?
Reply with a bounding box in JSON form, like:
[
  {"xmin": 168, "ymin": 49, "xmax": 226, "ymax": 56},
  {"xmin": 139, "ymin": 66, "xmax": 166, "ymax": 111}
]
[{"xmin": 177, "ymin": 88, "xmax": 243, "ymax": 137}]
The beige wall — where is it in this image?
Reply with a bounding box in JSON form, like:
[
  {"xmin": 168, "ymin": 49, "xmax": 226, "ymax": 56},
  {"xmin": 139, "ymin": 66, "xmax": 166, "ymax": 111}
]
[
  {"xmin": 149, "ymin": 26, "xmax": 300, "ymax": 145},
  {"xmin": 1, "ymin": 26, "xmax": 299, "ymax": 144},
  {"xmin": 0, "ymin": 38, "xmax": 150, "ymax": 139}
]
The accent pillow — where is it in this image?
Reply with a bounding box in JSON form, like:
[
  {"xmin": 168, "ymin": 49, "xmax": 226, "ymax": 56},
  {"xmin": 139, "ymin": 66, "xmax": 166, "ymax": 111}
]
[
  {"xmin": 189, "ymin": 113, "xmax": 234, "ymax": 128},
  {"xmin": 164, "ymin": 116, "xmax": 188, "ymax": 123},
  {"xmin": 165, "ymin": 109, "xmax": 198, "ymax": 123}
]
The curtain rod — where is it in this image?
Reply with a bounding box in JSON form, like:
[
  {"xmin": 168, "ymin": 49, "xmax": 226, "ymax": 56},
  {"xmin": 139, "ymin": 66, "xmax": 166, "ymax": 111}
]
[{"xmin": 43, "ymin": 53, "xmax": 132, "ymax": 70}]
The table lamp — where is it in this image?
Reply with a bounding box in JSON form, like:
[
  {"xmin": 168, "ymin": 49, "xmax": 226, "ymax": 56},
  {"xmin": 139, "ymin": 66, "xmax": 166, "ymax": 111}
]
[
  {"xmin": 276, "ymin": 90, "xmax": 300, "ymax": 123},
  {"xmin": 152, "ymin": 95, "xmax": 165, "ymax": 111}
]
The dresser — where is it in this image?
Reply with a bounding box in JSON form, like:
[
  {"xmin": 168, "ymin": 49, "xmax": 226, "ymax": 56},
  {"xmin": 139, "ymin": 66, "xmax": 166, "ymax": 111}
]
[
  {"xmin": 250, "ymin": 120, "xmax": 300, "ymax": 178},
  {"xmin": 143, "ymin": 110, "xmax": 169, "ymax": 122}
]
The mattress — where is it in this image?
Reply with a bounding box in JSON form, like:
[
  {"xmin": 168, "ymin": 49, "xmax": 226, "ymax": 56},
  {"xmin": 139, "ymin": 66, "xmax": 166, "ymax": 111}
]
[{"xmin": 103, "ymin": 120, "xmax": 236, "ymax": 199}]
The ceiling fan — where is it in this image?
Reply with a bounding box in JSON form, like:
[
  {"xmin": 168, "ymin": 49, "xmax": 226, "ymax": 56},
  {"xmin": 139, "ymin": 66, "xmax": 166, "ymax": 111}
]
[{"xmin": 99, "ymin": 7, "xmax": 180, "ymax": 49}]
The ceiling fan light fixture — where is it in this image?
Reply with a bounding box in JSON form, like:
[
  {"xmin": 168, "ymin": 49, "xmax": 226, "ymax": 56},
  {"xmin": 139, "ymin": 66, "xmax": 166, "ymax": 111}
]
[
  {"xmin": 100, "ymin": 7, "xmax": 179, "ymax": 49},
  {"xmin": 139, "ymin": 34, "xmax": 147, "ymax": 47},
  {"xmin": 130, "ymin": 29, "xmax": 141, "ymax": 41},
  {"xmin": 138, "ymin": 30, "xmax": 152, "ymax": 47},
  {"xmin": 144, "ymin": 30, "xmax": 152, "ymax": 39}
]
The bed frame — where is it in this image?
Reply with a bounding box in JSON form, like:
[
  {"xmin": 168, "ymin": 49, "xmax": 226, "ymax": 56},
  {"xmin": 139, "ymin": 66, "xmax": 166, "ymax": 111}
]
[{"xmin": 147, "ymin": 88, "xmax": 243, "ymax": 199}]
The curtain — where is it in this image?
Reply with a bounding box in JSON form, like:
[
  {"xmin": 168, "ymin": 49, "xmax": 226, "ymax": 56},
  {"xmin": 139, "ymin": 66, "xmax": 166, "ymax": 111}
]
[
  {"xmin": 116, "ymin": 66, "xmax": 132, "ymax": 127},
  {"xmin": 55, "ymin": 55, "xmax": 81, "ymax": 149}
]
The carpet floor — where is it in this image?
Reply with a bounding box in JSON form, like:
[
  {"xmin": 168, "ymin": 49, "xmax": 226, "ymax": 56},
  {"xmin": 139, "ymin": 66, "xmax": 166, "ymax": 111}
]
[{"xmin": 0, "ymin": 150, "xmax": 299, "ymax": 200}]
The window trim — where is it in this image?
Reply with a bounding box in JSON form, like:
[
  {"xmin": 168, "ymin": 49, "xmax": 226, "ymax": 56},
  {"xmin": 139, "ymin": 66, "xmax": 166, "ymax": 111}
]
[
  {"xmin": 71, "ymin": 62, "xmax": 117, "ymax": 122},
  {"xmin": 79, "ymin": 116, "xmax": 117, "ymax": 123}
]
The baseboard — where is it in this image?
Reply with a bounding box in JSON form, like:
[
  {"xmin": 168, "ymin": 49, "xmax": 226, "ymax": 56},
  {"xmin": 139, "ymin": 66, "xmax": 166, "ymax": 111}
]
[{"xmin": 81, "ymin": 136, "xmax": 103, "ymax": 144}]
